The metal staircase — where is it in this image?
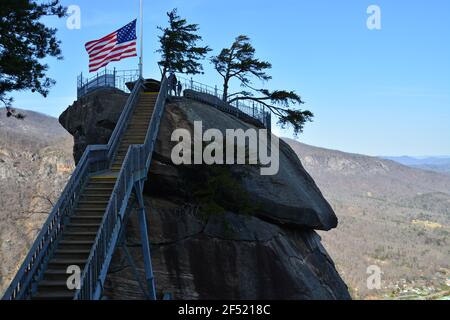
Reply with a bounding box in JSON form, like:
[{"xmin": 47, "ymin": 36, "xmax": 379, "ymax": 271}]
[{"xmin": 2, "ymin": 77, "xmax": 168, "ymax": 300}]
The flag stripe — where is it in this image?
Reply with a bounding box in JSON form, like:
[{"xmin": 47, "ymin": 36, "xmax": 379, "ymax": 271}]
[
  {"xmin": 86, "ymin": 36, "xmax": 117, "ymax": 55},
  {"xmin": 89, "ymin": 44, "xmax": 137, "ymax": 69},
  {"xmin": 90, "ymin": 52, "xmax": 137, "ymax": 72},
  {"xmin": 89, "ymin": 41, "xmax": 135, "ymax": 63},
  {"xmin": 85, "ymin": 33, "xmax": 116, "ymax": 51},
  {"xmin": 89, "ymin": 41, "xmax": 118, "ymax": 57}
]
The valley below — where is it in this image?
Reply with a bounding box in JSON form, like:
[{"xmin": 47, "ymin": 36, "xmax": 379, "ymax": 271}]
[{"xmin": 285, "ymin": 138, "xmax": 450, "ymax": 300}]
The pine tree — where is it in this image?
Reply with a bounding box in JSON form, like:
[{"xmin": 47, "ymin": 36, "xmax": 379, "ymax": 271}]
[
  {"xmin": 0, "ymin": 0, "xmax": 66, "ymax": 115},
  {"xmin": 157, "ymin": 9, "xmax": 211, "ymax": 79},
  {"xmin": 211, "ymin": 35, "xmax": 313, "ymax": 135}
]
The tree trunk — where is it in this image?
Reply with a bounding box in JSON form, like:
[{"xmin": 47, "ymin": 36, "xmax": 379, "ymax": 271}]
[{"xmin": 222, "ymin": 77, "xmax": 229, "ymax": 102}]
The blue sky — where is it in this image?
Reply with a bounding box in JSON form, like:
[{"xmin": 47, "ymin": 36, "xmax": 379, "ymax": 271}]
[{"xmin": 9, "ymin": 0, "xmax": 450, "ymax": 156}]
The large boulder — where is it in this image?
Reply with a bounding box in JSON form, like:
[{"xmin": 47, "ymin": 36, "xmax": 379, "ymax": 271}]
[
  {"xmin": 59, "ymin": 90, "xmax": 350, "ymax": 299},
  {"xmin": 103, "ymin": 197, "xmax": 350, "ymax": 300},
  {"xmin": 59, "ymin": 88, "xmax": 128, "ymax": 163},
  {"xmin": 152, "ymin": 99, "xmax": 337, "ymax": 231}
]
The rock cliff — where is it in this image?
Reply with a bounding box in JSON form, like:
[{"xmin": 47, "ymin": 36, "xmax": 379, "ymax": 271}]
[
  {"xmin": 59, "ymin": 89, "xmax": 350, "ymax": 300},
  {"xmin": 0, "ymin": 109, "xmax": 74, "ymax": 295}
]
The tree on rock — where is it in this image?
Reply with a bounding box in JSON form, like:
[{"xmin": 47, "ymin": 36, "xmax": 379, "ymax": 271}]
[
  {"xmin": 211, "ymin": 35, "xmax": 313, "ymax": 135},
  {"xmin": 157, "ymin": 9, "xmax": 211, "ymax": 80},
  {"xmin": 0, "ymin": 0, "xmax": 66, "ymax": 118}
]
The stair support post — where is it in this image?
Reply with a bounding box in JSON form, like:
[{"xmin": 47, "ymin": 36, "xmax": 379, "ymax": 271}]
[{"xmin": 134, "ymin": 180, "xmax": 156, "ymax": 300}]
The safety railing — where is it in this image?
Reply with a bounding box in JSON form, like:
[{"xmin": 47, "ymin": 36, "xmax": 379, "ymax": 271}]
[
  {"xmin": 77, "ymin": 69, "xmax": 140, "ymax": 98},
  {"xmin": 176, "ymin": 76, "xmax": 271, "ymax": 129},
  {"xmin": 1, "ymin": 145, "xmax": 109, "ymax": 300},
  {"xmin": 74, "ymin": 77, "xmax": 168, "ymax": 300},
  {"xmin": 2, "ymin": 77, "xmax": 144, "ymax": 301}
]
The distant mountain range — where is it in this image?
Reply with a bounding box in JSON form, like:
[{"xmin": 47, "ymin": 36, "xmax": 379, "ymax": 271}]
[
  {"xmin": 284, "ymin": 138, "xmax": 450, "ymax": 299},
  {"xmin": 381, "ymin": 156, "xmax": 450, "ymax": 174}
]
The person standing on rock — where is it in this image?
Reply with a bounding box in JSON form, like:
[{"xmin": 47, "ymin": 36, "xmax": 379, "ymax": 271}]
[
  {"xmin": 177, "ymin": 81, "xmax": 182, "ymax": 96},
  {"xmin": 168, "ymin": 72, "xmax": 177, "ymax": 96}
]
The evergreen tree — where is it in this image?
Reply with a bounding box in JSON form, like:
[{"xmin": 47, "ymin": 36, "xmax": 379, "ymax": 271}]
[
  {"xmin": 157, "ymin": 9, "xmax": 211, "ymax": 79},
  {"xmin": 0, "ymin": 0, "xmax": 66, "ymax": 116},
  {"xmin": 211, "ymin": 35, "xmax": 313, "ymax": 135}
]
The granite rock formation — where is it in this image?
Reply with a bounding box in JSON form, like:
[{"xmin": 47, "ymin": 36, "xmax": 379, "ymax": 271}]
[{"xmin": 59, "ymin": 89, "xmax": 350, "ymax": 300}]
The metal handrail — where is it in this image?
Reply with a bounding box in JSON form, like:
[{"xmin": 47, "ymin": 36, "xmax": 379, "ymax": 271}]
[
  {"xmin": 177, "ymin": 76, "xmax": 271, "ymax": 129},
  {"xmin": 74, "ymin": 77, "xmax": 168, "ymax": 300},
  {"xmin": 77, "ymin": 69, "xmax": 140, "ymax": 98},
  {"xmin": 2, "ymin": 77, "xmax": 144, "ymax": 300},
  {"xmin": 107, "ymin": 79, "xmax": 142, "ymax": 160}
]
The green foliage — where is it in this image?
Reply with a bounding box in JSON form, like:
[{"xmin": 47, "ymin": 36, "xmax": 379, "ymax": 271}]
[
  {"xmin": 211, "ymin": 35, "xmax": 314, "ymax": 136},
  {"xmin": 0, "ymin": 0, "xmax": 66, "ymax": 108},
  {"xmin": 211, "ymin": 35, "xmax": 271, "ymax": 100},
  {"xmin": 182, "ymin": 165, "xmax": 258, "ymax": 219},
  {"xmin": 157, "ymin": 9, "xmax": 211, "ymax": 79}
]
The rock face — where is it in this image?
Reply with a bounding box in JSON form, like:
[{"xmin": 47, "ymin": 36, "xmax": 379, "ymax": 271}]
[
  {"xmin": 59, "ymin": 90, "xmax": 350, "ymax": 300},
  {"xmin": 104, "ymin": 198, "xmax": 349, "ymax": 299},
  {"xmin": 151, "ymin": 99, "xmax": 337, "ymax": 231},
  {"xmin": 59, "ymin": 88, "xmax": 128, "ymax": 163}
]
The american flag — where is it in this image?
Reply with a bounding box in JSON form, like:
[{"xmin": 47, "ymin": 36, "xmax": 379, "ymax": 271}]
[{"xmin": 85, "ymin": 20, "xmax": 138, "ymax": 72}]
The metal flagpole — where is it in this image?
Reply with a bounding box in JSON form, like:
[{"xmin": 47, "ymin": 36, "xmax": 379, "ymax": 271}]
[{"xmin": 138, "ymin": 0, "xmax": 144, "ymax": 78}]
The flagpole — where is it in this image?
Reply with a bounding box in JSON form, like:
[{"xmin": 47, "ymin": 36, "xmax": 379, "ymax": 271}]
[{"xmin": 138, "ymin": 0, "xmax": 143, "ymax": 79}]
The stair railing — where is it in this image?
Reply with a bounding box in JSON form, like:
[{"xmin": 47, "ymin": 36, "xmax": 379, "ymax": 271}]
[
  {"xmin": 74, "ymin": 77, "xmax": 169, "ymax": 300},
  {"xmin": 2, "ymin": 78, "xmax": 144, "ymax": 300}
]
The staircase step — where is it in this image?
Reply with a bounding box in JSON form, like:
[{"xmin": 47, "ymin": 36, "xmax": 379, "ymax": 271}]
[
  {"xmin": 130, "ymin": 114, "xmax": 152, "ymax": 119},
  {"xmin": 127, "ymin": 127, "xmax": 149, "ymax": 131},
  {"xmin": 54, "ymin": 249, "xmax": 91, "ymax": 259},
  {"xmin": 32, "ymin": 290, "xmax": 74, "ymax": 300},
  {"xmin": 85, "ymin": 183, "xmax": 115, "ymax": 189},
  {"xmin": 58, "ymin": 240, "xmax": 94, "ymax": 249},
  {"xmin": 136, "ymin": 111, "xmax": 154, "ymax": 115},
  {"xmin": 71, "ymin": 215, "xmax": 103, "ymax": 222},
  {"xmin": 63, "ymin": 231, "xmax": 97, "ymax": 240},
  {"xmin": 67, "ymin": 223, "xmax": 101, "ymax": 227},
  {"xmin": 39, "ymin": 280, "xmax": 71, "ymax": 288},
  {"xmin": 42, "ymin": 269, "xmax": 74, "ymax": 281},
  {"xmin": 119, "ymin": 141, "xmax": 145, "ymax": 145},
  {"xmin": 75, "ymin": 208, "xmax": 105, "ymax": 213},
  {"xmin": 124, "ymin": 130, "xmax": 149, "ymax": 134},
  {"xmin": 124, "ymin": 129, "xmax": 148, "ymax": 133},
  {"xmin": 48, "ymin": 258, "xmax": 87, "ymax": 266},
  {"xmin": 78, "ymin": 200, "xmax": 109, "ymax": 205},
  {"xmin": 130, "ymin": 118, "xmax": 152, "ymax": 122},
  {"xmin": 122, "ymin": 136, "xmax": 147, "ymax": 140},
  {"xmin": 84, "ymin": 187, "xmax": 113, "ymax": 192},
  {"xmin": 55, "ymin": 249, "xmax": 91, "ymax": 254},
  {"xmin": 90, "ymin": 178, "xmax": 116, "ymax": 184},
  {"xmin": 79, "ymin": 194, "xmax": 111, "ymax": 201},
  {"xmin": 73, "ymin": 211, "xmax": 105, "ymax": 218},
  {"xmin": 66, "ymin": 223, "xmax": 101, "ymax": 232}
]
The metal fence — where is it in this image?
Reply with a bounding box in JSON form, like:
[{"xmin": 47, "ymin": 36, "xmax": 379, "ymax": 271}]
[
  {"xmin": 175, "ymin": 76, "xmax": 271, "ymax": 129},
  {"xmin": 77, "ymin": 69, "xmax": 140, "ymax": 98},
  {"xmin": 76, "ymin": 70, "xmax": 271, "ymax": 128}
]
